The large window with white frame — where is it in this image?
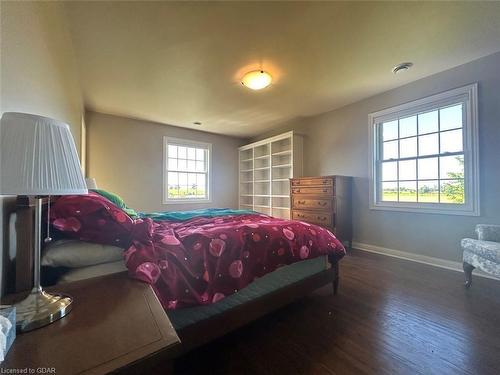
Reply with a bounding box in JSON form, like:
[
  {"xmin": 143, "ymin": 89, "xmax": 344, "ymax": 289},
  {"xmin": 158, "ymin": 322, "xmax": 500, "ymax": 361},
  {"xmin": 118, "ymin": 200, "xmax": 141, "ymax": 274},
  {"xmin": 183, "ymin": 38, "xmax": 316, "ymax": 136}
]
[
  {"xmin": 369, "ymin": 83, "xmax": 479, "ymax": 216},
  {"xmin": 163, "ymin": 137, "xmax": 211, "ymax": 203}
]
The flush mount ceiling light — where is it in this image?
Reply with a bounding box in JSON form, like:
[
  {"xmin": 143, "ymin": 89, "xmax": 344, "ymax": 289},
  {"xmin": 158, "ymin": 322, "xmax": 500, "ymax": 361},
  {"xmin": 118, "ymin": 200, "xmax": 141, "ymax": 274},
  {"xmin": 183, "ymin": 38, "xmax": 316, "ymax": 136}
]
[
  {"xmin": 241, "ymin": 70, "xmax": 272, "ymax": 90},
  {"xmin": 392, "ymin": 62, "xmax": 413, "ymax": 74}
]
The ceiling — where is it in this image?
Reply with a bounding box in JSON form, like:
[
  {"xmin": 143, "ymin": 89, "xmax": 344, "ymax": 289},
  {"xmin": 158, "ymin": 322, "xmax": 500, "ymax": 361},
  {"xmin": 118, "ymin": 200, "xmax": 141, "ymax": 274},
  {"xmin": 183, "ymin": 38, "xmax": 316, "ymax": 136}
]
[{"xmin": 64, "ymin": 1, "xmax": 500, "ymax": 138}]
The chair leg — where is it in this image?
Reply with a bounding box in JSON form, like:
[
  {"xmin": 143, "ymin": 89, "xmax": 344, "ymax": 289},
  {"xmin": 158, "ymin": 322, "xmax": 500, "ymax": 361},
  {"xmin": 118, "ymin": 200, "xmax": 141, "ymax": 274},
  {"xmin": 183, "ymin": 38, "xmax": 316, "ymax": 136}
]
[{"xmin": 463, "ymin": 261, "xmax": 475, "ymax": 288}]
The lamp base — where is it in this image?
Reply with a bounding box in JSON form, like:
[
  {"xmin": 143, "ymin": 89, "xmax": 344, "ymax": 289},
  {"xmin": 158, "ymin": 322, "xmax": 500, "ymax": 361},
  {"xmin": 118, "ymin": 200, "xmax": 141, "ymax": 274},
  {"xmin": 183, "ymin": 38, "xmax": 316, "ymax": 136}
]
[{"xmin": 15, "ymin": 289, "xmax": 73, "ymax": 332}]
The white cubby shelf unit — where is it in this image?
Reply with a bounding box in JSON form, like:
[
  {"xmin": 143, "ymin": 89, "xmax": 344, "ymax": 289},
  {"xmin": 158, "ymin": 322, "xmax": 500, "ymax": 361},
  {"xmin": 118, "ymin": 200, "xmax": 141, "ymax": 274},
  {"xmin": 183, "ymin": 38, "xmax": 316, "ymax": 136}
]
[{"xmin": 238, "ymin": 131, "xmax": 303, "ymax": 219}]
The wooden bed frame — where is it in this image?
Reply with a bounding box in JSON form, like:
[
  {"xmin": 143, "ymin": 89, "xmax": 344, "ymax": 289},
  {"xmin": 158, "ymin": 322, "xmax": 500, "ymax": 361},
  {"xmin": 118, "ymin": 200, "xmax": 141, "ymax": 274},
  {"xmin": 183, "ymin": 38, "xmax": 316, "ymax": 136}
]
[{"xmin": 11, "ymin": 195, "xmax": 340, "ymax": 354}]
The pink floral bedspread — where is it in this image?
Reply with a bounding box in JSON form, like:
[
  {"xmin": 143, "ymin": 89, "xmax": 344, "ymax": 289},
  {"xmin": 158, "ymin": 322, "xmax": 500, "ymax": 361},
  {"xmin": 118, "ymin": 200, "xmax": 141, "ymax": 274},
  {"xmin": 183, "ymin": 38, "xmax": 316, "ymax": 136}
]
[
  {"xmin": 125, "ymin": 214, "xmax": 345, "ymax": 309},
  {"xmin": 50, "ymin": 193, "xmax": 345, "ymax": 309}
]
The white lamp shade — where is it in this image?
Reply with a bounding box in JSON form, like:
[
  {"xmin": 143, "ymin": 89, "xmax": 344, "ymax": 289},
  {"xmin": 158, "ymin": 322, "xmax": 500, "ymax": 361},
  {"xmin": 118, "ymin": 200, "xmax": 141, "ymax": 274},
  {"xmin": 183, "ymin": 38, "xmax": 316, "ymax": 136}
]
[
  {"xmin": 85, "ymin": 178, "xmax": 98, "ymax": 189},
  {"xmin": 0, "ymin": 112, "xmax": 88, "ymax": 195}
]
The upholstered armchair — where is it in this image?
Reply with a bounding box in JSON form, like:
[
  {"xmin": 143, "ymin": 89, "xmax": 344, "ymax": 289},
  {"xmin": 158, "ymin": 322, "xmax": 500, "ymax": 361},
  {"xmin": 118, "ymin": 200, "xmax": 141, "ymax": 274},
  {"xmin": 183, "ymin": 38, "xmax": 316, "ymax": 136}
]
[{"xmin": 462, "ymin": 224, "xmax": 500, "ymax": 287}]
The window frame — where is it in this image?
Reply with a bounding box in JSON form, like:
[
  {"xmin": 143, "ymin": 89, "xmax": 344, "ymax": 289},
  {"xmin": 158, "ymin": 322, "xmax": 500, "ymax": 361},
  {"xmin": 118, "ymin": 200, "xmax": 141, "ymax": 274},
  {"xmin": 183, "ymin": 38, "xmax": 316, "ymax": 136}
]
[
  {"xmin": 163, "ymin": 137, "xmax": 212, "ymax": 204},
  {"xmin": 368, "ymin": 83, "xmax": 479, "ymax": 216}
]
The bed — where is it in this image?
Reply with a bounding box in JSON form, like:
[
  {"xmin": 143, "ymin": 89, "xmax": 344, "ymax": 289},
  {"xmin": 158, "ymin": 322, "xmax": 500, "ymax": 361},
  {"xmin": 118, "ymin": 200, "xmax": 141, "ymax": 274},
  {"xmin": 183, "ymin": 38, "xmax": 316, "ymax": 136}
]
[{"xmin": 12, "ymin": 193, "xmax": 345, "ymax": 353}]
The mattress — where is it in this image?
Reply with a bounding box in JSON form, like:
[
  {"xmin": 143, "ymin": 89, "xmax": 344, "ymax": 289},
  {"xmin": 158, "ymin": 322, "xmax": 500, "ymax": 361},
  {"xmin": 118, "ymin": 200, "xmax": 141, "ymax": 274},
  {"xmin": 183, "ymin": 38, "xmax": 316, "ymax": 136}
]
[{"xmin": 167, "ymin": 256, "xmax": 328, "ymax": 330}]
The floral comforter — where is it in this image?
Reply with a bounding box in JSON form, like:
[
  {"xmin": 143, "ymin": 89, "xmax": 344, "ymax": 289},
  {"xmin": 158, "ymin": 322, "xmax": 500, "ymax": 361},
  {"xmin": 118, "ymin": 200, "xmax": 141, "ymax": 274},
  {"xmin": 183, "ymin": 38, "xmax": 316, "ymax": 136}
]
[{"xmin": 50, "ymin": 193, "xmax": 345, "ymax": 309}]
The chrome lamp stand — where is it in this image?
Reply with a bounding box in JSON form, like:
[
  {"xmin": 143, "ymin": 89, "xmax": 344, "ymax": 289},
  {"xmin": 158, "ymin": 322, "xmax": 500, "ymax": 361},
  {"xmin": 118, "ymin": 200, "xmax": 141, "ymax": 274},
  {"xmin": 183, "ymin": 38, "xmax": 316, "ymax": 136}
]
[{"xmin": 15, "ymin": 197, "xmax": 73, "ymax": 332}]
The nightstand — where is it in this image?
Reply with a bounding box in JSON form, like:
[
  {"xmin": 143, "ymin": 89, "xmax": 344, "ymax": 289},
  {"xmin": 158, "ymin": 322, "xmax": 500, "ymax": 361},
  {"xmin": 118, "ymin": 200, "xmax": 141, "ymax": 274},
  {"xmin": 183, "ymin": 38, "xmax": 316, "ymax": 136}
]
[{"xmin": 0, "ymin": 272, "xmax": 181, "ymax": 374}]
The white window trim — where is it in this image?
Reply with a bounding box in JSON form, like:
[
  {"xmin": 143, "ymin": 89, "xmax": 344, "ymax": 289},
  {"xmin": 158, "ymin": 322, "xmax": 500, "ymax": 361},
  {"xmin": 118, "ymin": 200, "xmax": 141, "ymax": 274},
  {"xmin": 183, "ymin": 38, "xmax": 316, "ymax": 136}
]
[
  {"xmin": 368, "ymin": 83, "xmax": 480, "ymax": 216},
  {"xmin": 163, "ymin": 137, "xmax": 212, "ymax": 204}
]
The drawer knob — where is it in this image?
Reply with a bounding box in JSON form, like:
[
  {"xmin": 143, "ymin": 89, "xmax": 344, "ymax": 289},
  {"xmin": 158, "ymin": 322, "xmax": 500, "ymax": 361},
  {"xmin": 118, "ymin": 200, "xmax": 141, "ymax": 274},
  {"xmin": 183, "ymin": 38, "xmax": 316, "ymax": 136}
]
[
  {"xmin": 322, "ymin": 180, "xmax": 328, "ymax": 184},
  {"xmin": 298, "ymin": 200, "xmax": 306, "ymax": 204},
  {"xmin": 318, "ymin": 201, "xmax": 327, "ymax": 206},
  {"xmin": 317, "ymin": 216, "xmax": 326, "ymax": 221},
  {"xmin": 322, "ymin": 189, "xmax": 327, "ymax": 193},
  {"xmin": 297, "ymin": 214, "xmax": 305, "ymax": 218}
]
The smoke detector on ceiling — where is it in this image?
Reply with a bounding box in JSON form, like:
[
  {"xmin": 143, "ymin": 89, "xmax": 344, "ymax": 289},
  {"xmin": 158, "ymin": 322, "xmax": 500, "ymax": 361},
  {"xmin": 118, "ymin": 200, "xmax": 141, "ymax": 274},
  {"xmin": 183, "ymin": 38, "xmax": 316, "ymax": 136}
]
[{"xmin": 392, "ymin": 62, "xmax": 413, "ymax": 74}]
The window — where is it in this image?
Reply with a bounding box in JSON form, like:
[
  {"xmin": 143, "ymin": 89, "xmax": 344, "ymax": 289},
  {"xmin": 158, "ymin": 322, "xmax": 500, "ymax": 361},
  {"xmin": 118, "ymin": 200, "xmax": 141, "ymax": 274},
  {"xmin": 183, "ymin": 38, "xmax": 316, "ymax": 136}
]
[
  {"xmin": 369, "ymin": 84, "xmax": 479, "ymax": 216},
  {"xmin": 163, "ymin": 137, "xmax": 211, "ymax": 203}
]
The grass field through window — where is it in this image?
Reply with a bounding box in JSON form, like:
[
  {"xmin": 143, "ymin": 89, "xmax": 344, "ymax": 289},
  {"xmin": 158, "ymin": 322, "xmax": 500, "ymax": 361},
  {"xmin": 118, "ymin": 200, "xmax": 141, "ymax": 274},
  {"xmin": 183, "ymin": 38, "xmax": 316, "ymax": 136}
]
[
  {"xmin": 168, "ymin": 186, "xmax": 206, "ymax": 198},
  {"xmin": 382, "ymin": 191, "xmax": 461, "ymax": 203}
]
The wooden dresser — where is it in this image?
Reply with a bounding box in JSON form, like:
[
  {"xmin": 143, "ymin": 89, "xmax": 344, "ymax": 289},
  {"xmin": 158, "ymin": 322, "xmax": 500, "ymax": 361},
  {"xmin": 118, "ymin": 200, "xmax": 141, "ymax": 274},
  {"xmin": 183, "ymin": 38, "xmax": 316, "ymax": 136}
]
[{"xmin": 290, "ymin": 176, "xmax": 352, "ymax": 248}]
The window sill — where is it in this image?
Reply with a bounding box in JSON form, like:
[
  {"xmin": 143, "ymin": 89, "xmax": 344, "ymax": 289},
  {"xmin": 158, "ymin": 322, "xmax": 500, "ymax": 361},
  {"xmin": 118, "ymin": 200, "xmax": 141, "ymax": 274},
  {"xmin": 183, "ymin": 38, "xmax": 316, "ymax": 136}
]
[
  {"xmin": 163, "ymin": 198, "xmax": 211, "ymax": 205},
  {"xmin": 369, "ymin": 202, "xmax": 479, "ymax": 216}
]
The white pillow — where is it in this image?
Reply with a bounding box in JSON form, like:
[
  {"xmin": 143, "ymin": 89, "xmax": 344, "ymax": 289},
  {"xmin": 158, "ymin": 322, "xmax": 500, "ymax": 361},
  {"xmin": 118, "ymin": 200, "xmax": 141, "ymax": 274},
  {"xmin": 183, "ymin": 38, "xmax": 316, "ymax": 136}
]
[
  {"xmin": 42, "ymin": 240, "xmax": 124, "ymax": 268},
  {"xmin": 58, "ymin": 261, "xmax": 127, "ymax": 284}
]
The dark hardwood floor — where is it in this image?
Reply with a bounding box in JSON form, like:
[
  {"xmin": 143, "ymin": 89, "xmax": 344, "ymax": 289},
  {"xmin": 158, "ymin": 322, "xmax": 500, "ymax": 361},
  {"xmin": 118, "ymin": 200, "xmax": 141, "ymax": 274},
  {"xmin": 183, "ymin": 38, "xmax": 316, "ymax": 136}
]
[{"xmin": 174, "ymin": 249, "xmax": 500, "ymax": 375}]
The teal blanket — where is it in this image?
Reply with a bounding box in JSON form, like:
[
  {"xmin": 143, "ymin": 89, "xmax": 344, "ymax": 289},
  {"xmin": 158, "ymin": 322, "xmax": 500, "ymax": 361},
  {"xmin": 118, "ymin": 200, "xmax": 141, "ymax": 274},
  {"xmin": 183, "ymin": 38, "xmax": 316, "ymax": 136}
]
[{"xmin": 139, "ymin": 208, "xmax": 255, "ymax": 221}]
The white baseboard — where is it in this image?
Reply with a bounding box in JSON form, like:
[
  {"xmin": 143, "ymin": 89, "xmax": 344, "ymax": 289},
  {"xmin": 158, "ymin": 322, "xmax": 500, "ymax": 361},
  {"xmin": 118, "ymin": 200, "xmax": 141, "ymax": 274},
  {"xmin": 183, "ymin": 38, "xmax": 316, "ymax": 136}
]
[{"xmin": 352, "ymin": 241, "xmax": 500, "ymax": 281}]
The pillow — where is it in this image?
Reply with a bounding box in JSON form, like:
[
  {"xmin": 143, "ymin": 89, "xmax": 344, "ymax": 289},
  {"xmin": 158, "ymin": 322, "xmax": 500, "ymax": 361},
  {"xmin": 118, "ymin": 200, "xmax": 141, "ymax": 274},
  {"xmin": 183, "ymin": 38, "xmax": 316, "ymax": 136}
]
[
  {"xmin": 91, "ymin": 189, "xmax": 138, "ymax": 218},
  {"xmin": 58, "ymin": 261, "xmax": 127, "ymax": 284},
  {"xmin": 42, "ymin": 240, "xmax": 123, "ymax": 268},
  {"xmin": 50, "ymin": 192, "xmax": 135, "ymax": 248}
]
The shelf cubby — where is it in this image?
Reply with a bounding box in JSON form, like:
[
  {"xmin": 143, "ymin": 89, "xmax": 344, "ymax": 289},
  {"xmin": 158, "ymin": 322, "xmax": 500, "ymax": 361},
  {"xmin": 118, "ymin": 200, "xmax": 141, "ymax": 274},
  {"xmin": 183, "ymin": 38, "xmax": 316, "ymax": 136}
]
[
  {"xmin": 272, "ymin": 166, "xmax": 291, "ymax": 180},
  {"xmin": 272, "ymin": 153, "xmax": 291, "ymax": 167},
  {"xmin": 239, "ymin": 182, "xmax": 253, "ymax": 195},
  {"xmin": 254, "ymin": 156, "xmax": 270, "ymax": 169},
  {"xmin": 240, "ymin": 195, "xmax": 253, "ymax": 206},
  {"xmin": 254, "ymin": 181, "xmax": 270, "ymax": 196},
  {"xmin": 254, "ymin": 168, "xmax": 270, "ymax": 182},
  {"xmin": 239, "ymin": 148, "xmax": 253, "ymax": 161},
  {"xmin": 254, "ymin": 196, "xmax": 271, "ymax": 208},
  {"xmin": 255, "ymin": 207, "xmax": 272, "ymax": 216},
  {"xmin": 254, "ymin": 144, "xmax": 270, "ymax": 158},
  {"xmin": 271, "ymin": 137, "xmax": 292, "ymax": 154},
  {"xmin": 272, "ymin": 207, "xmax": 290, "ymax": 219},
  {"xmin": 272, "ymin": 180, "xmax": 290, "ymax": 196},
  {"xmin": 272, "ymin": 196, "xmax": 290, "ymax": 209}
]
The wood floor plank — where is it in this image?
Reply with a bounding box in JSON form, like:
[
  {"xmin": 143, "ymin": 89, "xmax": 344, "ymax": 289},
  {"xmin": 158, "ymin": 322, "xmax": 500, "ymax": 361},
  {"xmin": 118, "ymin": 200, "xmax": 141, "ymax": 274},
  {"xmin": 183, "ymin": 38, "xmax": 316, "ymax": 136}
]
[{"xmin": 173, "ymin": 249, "xmax": 500, "ymax": 374}]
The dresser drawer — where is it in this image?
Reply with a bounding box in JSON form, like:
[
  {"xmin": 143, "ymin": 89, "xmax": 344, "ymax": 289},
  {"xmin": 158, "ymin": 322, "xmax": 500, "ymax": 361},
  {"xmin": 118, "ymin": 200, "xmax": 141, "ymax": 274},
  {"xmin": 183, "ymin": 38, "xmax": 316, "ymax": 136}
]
[
  {"xmin": 291, "ymin": 186, "xmax": 333, "ymax": 196},
  {"xmin": 291, "ymin": 177, "xmax": 333, "ymax": 187},
  {"xmin": 292, "ymin": 210, "xmax": 333, "ymax": 227},
  {"xmin": 292, "ymin": 197, "xmax": 333, "ymax": 211}
]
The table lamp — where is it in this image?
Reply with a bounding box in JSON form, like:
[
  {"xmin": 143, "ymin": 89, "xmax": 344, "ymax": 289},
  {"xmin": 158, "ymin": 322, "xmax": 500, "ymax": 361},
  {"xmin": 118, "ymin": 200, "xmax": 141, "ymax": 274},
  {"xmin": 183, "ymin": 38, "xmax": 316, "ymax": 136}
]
[{"xmin": 0, "ymin": 112, "xmax": 88, "ymax": 332}]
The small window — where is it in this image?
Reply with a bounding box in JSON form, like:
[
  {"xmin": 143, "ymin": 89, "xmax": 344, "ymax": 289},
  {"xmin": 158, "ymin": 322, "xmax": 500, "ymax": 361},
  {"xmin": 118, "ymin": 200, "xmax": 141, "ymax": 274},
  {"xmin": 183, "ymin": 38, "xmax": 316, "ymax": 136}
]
[
  {"xmin": 369, "ymin": 84, "xmax": 479, "ymax": 216},
  {"xmin": 163, "ymin": 137, "xmax": 211, "ymax": 203}
]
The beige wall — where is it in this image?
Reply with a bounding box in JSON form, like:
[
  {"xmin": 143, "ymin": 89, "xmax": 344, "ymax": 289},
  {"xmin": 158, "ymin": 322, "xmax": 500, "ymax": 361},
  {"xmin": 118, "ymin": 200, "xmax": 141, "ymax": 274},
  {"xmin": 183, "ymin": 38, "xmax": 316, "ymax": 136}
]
[
  {"xmin": 1, "ymin": 1, "xmax": 84, "ymax": 150},
  {"xmin": 0, "ymin": 1, "xmax": 84, "ymax": 294},
  {"xmin": 254, "ymin": 52, "xmax": 500, "ymax": 263},
  {"xmin": 86, "ymin": 111, "xmax": 244, "ymax": 212}
]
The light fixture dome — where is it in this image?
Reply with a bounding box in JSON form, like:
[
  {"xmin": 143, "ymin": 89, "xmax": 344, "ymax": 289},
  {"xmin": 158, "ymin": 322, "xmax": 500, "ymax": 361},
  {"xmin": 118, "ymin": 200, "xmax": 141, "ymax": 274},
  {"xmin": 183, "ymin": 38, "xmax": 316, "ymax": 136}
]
[{"xmin": 241, "ymin": 70, "xmax": 272, "ymax": 90}]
